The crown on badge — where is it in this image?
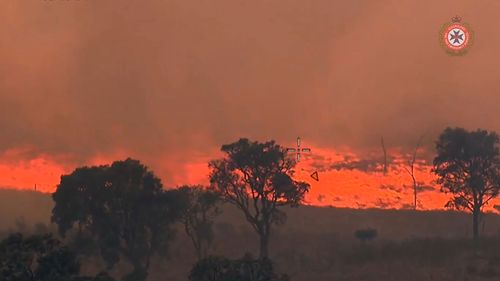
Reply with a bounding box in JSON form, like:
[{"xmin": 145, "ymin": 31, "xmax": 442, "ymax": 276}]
[{"xmin": 451, "ymin": 15, "xmax": 462, "ymax": 23}]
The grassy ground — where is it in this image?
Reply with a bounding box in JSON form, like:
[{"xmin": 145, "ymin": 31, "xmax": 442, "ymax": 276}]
[{"xmin": 2, "ymin": 189, "xmax": 500, "ymax": 281}]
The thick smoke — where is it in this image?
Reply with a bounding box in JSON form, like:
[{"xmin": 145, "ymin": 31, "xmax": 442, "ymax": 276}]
[{"xmin": 0, "ymin": 0, "xmax": 499, "ymax": 184}]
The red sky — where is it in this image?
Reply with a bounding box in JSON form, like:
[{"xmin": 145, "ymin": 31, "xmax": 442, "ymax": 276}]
[{"xmin": 1, "ymin": 1, "xmax": 500, "ymax": 210}]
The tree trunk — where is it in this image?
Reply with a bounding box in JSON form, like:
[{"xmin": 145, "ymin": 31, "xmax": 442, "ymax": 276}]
[
  {"xmin": 196, "ymin": 246, "xmax": 203, "ymax": 261},
  {"xmin": 412, "ymin": 175, "xmax": 417, "ymax": 210},
  {"xmin": 414, "ymin": 187, "xmax": 417, "ymax": 210},
  {"xmin": 193, "ymin": 237, "xmax": 202, "ymax": 261},
  {"xmin": 259, "ymin": 232, "xmax": 269, "ymax": 259},
  {"xmin": 472, "ymin": 207, "xmax": 480, "ymax": 241}
]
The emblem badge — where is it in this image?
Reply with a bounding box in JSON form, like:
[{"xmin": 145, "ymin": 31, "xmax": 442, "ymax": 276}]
[{"xmin": 440, "ymin": 16, "xmax": 473, "ymax": 56}]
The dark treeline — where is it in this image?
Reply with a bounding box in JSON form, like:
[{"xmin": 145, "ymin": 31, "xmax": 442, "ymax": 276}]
[{"xmin": 0, "ymin": 127, "xmax": 499, "ymax": 281}]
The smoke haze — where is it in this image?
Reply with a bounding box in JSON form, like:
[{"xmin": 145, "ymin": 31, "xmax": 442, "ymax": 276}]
[{"xmin": 1, "ymin": 0, "xmax": 499, "ymax": 187}]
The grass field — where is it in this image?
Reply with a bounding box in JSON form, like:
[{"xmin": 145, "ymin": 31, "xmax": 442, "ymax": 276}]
[{"xmin": 2, "ymin": 189, "xmax": 500, "ymax": 281}]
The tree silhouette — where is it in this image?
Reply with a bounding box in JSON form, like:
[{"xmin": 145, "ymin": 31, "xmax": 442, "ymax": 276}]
[
  {"xmin": 404, "ymin": 135, "xmax": 424, "ymax": 210},
  {"xmin": 52, "ymin": 158, "xmax": 187, "ymax": 281},
  {"xmin": 433, "ymin": 128, "xmax": 500, "ymax": 240},
  {"xmin": 209, "ymin": 138, "xmax": 310, "ymax": 259},
  {"xmin": 179, "ymin": 185, "xmax": 222, "ymax": 260}
]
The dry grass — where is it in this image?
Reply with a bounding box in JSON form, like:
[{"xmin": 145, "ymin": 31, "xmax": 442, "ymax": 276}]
[{"xmin": 3, "ymin": 189, "xmax": 500, "ymax": 281}]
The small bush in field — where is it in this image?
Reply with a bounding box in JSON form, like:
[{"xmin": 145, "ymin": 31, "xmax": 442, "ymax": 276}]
[{"xmin": 354, "ymin": 228, "xmax": 378, "ymax": 242}]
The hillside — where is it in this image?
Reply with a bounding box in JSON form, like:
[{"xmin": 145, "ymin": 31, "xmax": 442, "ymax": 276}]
[{"xmin": 2, "ymin": 189, "xmax": 500, "ymax": 281}]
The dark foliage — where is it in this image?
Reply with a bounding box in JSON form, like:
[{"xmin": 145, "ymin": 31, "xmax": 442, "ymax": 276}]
[
  {"xmin": 189, "ymin": 254, "xmax": 290, "ymax": 281},
  {"xmin": 0, "ymin": 233, "xmax": 114, "ymax": 281}
]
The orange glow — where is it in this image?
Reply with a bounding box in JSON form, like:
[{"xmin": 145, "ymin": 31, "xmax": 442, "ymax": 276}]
[
  {"xmin": 1, "ymin": 145, "xmax": 499, "ymax": 212},
  {"xmin": 0, "ymin": 147, "xmax": 68, "ymax": 193}
]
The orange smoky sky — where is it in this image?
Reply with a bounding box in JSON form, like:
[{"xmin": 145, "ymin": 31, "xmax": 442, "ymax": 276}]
[{"xmin": 0, "ymin": 1, "xmax": 499, "ymax": 210}]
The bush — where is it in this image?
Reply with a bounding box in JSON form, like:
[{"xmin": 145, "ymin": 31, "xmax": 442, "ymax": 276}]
[
  {"xmin": 0, "ymin": 233, "xmax": 115, "ymax": 281},
  {"xmin": 354, "ymin": 228, "xmax": 378, "ymax": 242},
  {"xmin": 189, "ymin": 254, "xmax": 290, "ymax": 281}
]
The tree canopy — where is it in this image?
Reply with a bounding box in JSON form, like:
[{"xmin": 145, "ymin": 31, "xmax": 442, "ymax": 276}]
[
  {"xmin": 209, "ymin": 138, "xmax": 310, "ymax": 258},
  {"xmin": 52, "ymin": 158, "xmax": 188, "ymax": 280},
  {"xmin": 433, "ymin": 127, "xmax": 500, "ymax": 240}
]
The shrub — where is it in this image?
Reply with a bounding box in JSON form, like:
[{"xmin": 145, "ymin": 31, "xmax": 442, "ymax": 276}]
[
  {"xmin": 189, "ymin": 254, "xmax": 290, "ymax": 281},
  {"xmin": 354, "ymin": 228, "xmax": 378, "ymax": 242}
]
